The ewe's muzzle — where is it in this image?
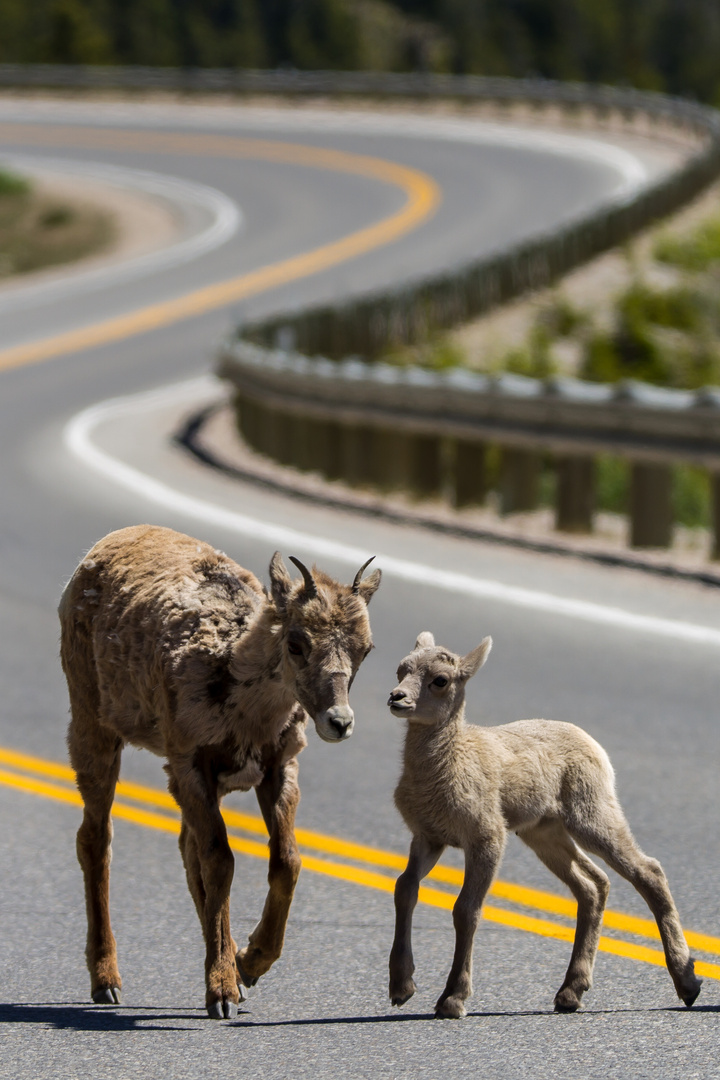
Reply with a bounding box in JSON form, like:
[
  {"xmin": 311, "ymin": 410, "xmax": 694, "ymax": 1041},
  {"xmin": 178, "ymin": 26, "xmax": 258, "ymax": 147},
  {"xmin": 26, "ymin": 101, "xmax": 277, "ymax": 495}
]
[{"xmin": 315, "ymin": 705, "xmax": 355, "ymax": 743}]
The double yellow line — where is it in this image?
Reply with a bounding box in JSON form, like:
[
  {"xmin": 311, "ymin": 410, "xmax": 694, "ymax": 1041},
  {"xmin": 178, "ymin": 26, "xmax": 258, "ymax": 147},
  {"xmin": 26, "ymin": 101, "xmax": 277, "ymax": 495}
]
[
  {"xmin": 0, "ymin": 126, "xmax": 441, "ymax": 372},
  {"xmin": 1, "ymin": 745, "xmax": 718, "ymax": 983}
]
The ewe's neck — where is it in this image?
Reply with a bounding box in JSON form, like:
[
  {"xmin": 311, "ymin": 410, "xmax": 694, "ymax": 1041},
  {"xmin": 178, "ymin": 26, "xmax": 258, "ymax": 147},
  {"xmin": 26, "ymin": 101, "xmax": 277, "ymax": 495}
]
[{"xmin": 229, "ymin": 603, "xmax": 297, "ymax": 730}]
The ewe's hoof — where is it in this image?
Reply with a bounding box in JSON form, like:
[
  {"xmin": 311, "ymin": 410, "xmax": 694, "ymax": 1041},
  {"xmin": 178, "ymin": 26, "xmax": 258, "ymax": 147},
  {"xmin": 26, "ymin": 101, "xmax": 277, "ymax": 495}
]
[
  {"xmin": 207, "ymin": 999, "xmax": 239, "ymax": 1020},
  {"xmin": 389, "ymin": 978, "xmax": 416, "ymax": 1007},
  {"xmin": 554, "ymin": 988, "xmax": 582, "ymax": 1013},
  {"xmin": 92, "ymin": 987, "xmax": 121, "ymax": 1005},
  {"xmin": 434, "ymin": 996, "xmax": 466, "ymax": 1019}
]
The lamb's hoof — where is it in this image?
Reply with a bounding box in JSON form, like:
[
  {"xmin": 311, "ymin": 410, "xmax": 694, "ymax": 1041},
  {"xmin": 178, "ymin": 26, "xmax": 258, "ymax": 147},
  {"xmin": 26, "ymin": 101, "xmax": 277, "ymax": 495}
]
[
  {"xmin": 434, "ymin": 995, "xmax": 466, "ymax": 1019},
  {"xmin": 237, "ymin": 982, "xmax": 248, "ymax": 1003},
  {"xmin": 236, "ymin": 957, "xmax": 259, "ymax": 988},
  {"xmin": 207, "ymin": 998, "xmax": 239, "ymax": 1020},
  {"xmin": 681, "ymin": 978, "xmax": 702, "ymax": 1008},
  {"xmin": 554, "ymin": 987, "xmax": 582, "ymax": 1013},
  {"xmin": 92, "ymin": 987, "xmax": 121, "ymax": 1005}
]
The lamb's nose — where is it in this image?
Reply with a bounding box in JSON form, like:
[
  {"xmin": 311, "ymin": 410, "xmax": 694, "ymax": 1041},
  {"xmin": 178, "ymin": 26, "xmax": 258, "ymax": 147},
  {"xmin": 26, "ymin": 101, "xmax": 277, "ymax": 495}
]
[{"xmin": 388, "ymin": 689, "xmax": 406, "ymax": 705}]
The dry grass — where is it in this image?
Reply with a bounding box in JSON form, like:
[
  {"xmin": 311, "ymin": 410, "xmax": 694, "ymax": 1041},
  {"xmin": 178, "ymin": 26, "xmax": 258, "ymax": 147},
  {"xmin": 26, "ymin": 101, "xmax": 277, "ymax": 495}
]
[{"xmin": 0, "ymin": 170, "xmax": 116, "ymax": 278}]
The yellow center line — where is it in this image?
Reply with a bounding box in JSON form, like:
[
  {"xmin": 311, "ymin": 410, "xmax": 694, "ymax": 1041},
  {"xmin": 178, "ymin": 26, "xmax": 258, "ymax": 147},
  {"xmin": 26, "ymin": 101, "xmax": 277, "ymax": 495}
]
[
  {"xmin": 0, "ymin": 125, "xmax": 441, "ymax": 373},
  {"xmin": 1, "ymin": 746, "xmax": 718, "ymax": 980}
]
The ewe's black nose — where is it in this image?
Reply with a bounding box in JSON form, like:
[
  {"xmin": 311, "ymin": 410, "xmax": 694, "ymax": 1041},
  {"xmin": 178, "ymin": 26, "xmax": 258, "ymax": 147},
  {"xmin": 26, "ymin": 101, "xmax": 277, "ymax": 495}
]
[
  {"xmin": 388, "ymin": 690, "xmax": 406, "ymax": 705},
  {"xmin": 329, "ymin": 716, "xmax": 352, "ymax": 738}
]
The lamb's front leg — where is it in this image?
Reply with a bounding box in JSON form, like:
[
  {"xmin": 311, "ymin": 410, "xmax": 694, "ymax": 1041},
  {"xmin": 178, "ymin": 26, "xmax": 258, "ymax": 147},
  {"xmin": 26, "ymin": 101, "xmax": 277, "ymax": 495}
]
[
  {"xmin": 435, "ymin": 836, "xmax": 504, "ymax": 1019},
  {"xmin": 389, "ymin": 835, "xmax": 445, "ymax": 1007},
  {"xmin": 169, "ymin": 765, "xmax": 240, "ymax": 1020},
  {"xmin": 236, "ymin": 758, "xmax": 302, "ymax": 987}
]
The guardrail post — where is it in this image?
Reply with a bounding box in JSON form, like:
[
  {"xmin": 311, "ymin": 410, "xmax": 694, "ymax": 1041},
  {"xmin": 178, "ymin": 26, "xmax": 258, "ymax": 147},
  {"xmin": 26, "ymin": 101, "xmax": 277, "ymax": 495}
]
[
  {"xmin": 371, "ymin": 430, "xmax": 413, "ymax": 492},
  {"xmin": 453, "ymin": 439, "xmax": 487, "ymax": 508},
  {"xmin": 555, "ymin": 456, "xmax": 595, "ymax": 533},
  {"xmin": 630, "ymin": 463, "xmax": 673, "ymax": 547},
  {"xmin": 342, "ymin": 424, "xmax": 375, "ymax": 487},
  {"xmin": 500, "ymin": 448, "xmax": 541, "ymax": 514},
  {"xmin": 711, "ymin": 473, "xmax": 720, "ymax": 560},
  {"xmin": 409, "ymin": 434, "xmax": 443, "ymax": 500}
]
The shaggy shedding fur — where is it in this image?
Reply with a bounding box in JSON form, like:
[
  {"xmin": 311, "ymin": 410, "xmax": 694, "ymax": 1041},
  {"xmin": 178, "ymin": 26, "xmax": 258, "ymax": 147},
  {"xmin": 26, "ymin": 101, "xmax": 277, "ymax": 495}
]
[
  {"xmin": 387, "ymin": 631, "xmax": 702, "ymax": 1019},
  {"xmin": 59, "ymin": 525, "xmax": 380, "ymax": 1019}
]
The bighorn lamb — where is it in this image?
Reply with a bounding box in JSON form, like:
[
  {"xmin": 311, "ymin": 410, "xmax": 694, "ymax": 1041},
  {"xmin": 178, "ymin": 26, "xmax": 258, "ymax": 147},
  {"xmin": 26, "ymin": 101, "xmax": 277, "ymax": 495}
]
[
  {"xmin": 59, "ymin": 524, "xmax": 380, "ymax": 1019},
  {"xmin": 387, "ymin": 632, "xmax": 701, "ymax": 1019}
]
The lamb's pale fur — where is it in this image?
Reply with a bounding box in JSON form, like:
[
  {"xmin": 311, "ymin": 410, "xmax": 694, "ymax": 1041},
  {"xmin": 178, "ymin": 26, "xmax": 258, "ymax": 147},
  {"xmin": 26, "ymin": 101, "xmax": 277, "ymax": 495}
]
[
  {"xmin": 387, "ymin": 631, "xmax": 701, "ymax": 1019},
  {"xmin": 59, "ymin": 524, "xmax": 380, "ymax": 1019}
]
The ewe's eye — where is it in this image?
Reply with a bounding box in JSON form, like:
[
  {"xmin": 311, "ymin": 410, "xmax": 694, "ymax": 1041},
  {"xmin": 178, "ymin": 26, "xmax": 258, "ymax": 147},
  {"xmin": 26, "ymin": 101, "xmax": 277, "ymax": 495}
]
[
  {"xmin": 432, "ymin": 675, "xmax": 448, "ymax": 688},
  {"xmin": 288, "ymin": 640, "xmax": 304, "ymax": 656}
]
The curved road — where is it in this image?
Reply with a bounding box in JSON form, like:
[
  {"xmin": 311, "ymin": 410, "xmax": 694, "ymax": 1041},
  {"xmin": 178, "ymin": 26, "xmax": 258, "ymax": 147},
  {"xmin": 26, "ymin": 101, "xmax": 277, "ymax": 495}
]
[{"xmin": 0, "ymin": 100, "xmax": 717, "ymax": 1080}]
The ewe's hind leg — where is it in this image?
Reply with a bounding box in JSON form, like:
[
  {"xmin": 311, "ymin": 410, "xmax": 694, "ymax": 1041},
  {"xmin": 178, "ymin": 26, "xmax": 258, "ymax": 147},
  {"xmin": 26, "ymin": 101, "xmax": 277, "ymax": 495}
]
[
  {"xmin": 389, "ymin": 834, "xmax": 445, "ymax": 1007},
  {"xmin": 567, "ymin": 800, "xmax": 701, "ymax": 1007},
  {"xmin": 519, "ymin": 819, "xmax": 609, "ymax": 1013},
  {"xmin": 68, "ymin": 722, "xmax": 123, "ymax": 1005},
  {"xmin": 435, "ymin": 834, "xmax": 505, "ymax": 1019},
  {"xmin": 236, "ymin": 759, "xmax": 301, "ymax": 988}
]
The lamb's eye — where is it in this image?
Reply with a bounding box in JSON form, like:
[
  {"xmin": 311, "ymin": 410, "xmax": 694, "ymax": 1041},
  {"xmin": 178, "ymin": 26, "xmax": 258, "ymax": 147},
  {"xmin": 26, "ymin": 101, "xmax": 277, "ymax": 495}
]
[
  {"xmin": 432, "ymin": 675, "xmax": 448, "ymax": 688},
  {"xmin": 287, "ymin": 640, "xmax": 304, "ymax": 656}
]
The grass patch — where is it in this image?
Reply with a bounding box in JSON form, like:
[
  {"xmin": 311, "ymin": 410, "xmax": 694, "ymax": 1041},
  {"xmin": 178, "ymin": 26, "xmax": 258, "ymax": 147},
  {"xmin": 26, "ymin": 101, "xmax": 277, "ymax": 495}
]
[
  {"xmin": 0, "ymin": 171, "xmax": 116, "ymax": 278},
  {"xmin": 654, "ymin": 216, "xmax": 720, "ymax": 272}
]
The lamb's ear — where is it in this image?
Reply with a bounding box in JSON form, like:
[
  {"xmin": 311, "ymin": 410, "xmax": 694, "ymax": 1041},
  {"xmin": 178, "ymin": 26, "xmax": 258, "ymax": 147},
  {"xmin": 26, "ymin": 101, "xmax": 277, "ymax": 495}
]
[
  {"xmin": 268, "ymin": 552, "xmax": 293, "ymax": 613},
  {"xmin": 459, "ymin": 636, "xmax": 492, "ymax": 680},
  {"xmin": 414, "ymin": 631, "xmax": 435, "ymax": 650}
]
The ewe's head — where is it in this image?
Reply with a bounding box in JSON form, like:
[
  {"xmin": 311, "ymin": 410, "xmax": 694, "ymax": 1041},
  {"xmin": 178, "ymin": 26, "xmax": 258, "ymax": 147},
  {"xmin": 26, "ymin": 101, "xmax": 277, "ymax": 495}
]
[
  {"xmin": 269, "ymin": 552, "xmax": 381, "ymax": 743},
  {"xmin": 388, "ymin": 631, "xmax": 492, "ymax": 727}
]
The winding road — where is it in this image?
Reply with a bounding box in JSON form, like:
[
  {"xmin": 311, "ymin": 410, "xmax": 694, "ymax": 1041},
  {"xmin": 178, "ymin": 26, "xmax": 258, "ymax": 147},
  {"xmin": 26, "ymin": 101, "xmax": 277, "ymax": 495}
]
[{"xmin": 0, "ymin": 97, "xmax": 717, "ymax": 1080}]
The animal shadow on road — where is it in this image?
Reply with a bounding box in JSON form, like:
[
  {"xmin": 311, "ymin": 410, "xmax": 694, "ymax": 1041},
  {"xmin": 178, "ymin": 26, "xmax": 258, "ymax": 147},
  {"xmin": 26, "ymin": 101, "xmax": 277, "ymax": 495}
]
[{"xmin": 0, "ymin": 1002, "xmax": 211, "ymax": 1032}]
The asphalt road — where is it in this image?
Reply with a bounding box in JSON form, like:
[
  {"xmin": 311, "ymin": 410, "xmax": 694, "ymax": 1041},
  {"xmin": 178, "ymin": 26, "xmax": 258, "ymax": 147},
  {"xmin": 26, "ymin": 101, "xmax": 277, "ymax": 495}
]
[{"xmin": 0, "ymin": 99, "xmax": 717, "ymax": 1080}]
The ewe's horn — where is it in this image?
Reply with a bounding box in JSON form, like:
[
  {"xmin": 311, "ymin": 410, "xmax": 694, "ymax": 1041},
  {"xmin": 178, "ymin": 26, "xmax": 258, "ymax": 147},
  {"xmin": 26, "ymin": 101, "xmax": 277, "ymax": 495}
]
[
  {"xmin": 289, "ymin": 556, "xmax": 317, "ymax": 599},
  {"xmin": 352, "ymin": 556, "xmax": 375, "ymax": 593}
]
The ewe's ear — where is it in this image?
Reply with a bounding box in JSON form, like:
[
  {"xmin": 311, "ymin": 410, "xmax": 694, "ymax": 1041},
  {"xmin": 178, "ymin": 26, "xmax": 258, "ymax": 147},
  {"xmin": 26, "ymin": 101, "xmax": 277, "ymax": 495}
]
[
  {"xmin": 459, "ymin": 636, "xmax": 492, "ymax": 680},
  {"xmin": 414, "ymin": 631, "xmax": 435, "ymax": 651},
  {"xmin": 268, "ymin": 552, "xmax": 293, "ymax": 613},
  {"xmin": 356, "ymin": 568, "xmax": 381, "ymax": 605}
]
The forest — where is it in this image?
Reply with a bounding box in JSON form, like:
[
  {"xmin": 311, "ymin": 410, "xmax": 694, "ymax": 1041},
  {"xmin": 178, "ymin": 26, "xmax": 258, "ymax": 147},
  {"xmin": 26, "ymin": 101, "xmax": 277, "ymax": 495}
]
[{"xmin": 0, "ymin": 0, "xmax": 718, "ymax": 106}]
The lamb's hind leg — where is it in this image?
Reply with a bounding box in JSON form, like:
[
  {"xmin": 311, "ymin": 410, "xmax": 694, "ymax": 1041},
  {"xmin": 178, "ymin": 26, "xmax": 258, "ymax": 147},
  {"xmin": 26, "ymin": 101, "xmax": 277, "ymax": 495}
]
[
  {"xmin": 519, "ymin": 819, "xmax": 610, "ymax": 1013},
  {"xmin": 68, "ymin": 722, "xmax": 123, "ymax": 1004},
  {"xmin": 567, "ymin": 800, "xmax": 701, "ymax": 1007},
  {"xmin": 389, "ymin": 834, "xmax": 445, "ymax": 1007},
  {"xmin": 236, "ymin": 758, "xmax": 302, "ymax": 988}
]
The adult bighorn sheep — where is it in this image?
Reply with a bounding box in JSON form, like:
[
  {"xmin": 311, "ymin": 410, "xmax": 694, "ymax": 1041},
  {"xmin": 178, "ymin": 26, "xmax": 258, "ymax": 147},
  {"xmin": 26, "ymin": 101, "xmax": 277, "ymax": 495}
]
[
  {"xmin": 387, "ymin": 632, "xmax": 701, "ymax": 1018},
  {"xmin": 59, "ymin": 524, "xmax": 380, "ymax": 1019}
]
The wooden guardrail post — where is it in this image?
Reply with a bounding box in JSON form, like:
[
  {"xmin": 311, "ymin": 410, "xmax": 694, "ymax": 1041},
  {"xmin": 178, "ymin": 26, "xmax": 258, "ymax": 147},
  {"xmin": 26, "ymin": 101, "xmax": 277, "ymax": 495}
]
[
  {"xmin": 500, "ymin": 449, "xmax": 541, "ymax": 514},
  {"xmin": 711, "ymin": 473, "xmax": 720, "ymax": 560},
  {"xmin": 409, "ymin": 434, "xmax": 443, "ymax": 500},
  {"xmin": 630, "ymin": 463, "xmax": 673, "ymax": 547},
  {"xmin": 452, "ymin": 439, "xmax": 488, "ymax": 508},
  {"xmin": 555, "ymin": 456, "xmax": 595, "ymax": 533}
]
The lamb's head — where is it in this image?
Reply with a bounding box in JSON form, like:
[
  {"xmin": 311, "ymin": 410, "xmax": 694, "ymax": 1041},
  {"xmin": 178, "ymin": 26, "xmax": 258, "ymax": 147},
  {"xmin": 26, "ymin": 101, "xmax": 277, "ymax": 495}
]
[
  {"xmin": 388, "ymin": 631, "xmax": 492, "ymax": 727},
  {"xmin": 269, "ymin": 552, "xmax": 381, "ymax": 743}
]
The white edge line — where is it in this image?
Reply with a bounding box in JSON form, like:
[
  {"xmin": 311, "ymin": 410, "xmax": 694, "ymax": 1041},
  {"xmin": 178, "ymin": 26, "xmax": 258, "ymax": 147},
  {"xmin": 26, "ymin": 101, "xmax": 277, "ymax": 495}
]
[
  {"xmin": 63, "ymin": 378, "xmax": 720, "ymax": 650},
  {"xmin": 0, "ymin": 156, "xmax": 241, "ymax": 312}
]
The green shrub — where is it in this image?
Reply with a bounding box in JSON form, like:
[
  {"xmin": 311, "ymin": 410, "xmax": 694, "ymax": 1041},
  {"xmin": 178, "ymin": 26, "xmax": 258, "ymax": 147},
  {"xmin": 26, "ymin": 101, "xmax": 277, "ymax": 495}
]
[
  {"xmin": 673, "ymin": 466, "xmax": 711, "ymax": 528},
  {"xmin": 654, "ymin": 217, "xmax": 720, "ymax": 272},
  {"xmin": 0, "ymin": 170, "xmax": 29, "ymax": 197},
  {"xmin": 596, "ymin": 456, "xmax": 628, "ymax": 514}
]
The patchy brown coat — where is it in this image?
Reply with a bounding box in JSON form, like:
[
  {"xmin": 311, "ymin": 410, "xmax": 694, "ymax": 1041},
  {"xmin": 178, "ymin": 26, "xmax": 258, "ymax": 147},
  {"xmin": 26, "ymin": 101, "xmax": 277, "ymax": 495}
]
[
  {"xmin": 60, "ymin": 524, "xmax": 380, "ymax": 1018},
  {"xmin": 387, "ymin": 632, "xmax": 701, "ymax": 1019}
]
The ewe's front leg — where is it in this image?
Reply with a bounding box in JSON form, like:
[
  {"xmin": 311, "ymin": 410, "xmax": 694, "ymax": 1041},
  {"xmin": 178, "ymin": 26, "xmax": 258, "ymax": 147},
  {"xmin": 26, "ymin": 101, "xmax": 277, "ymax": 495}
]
[
  {"xmin": 236, "ymin": 759, "xmax": 301, "ymax": 987},
  {"xmin": 170, "ymin": 768, "xmax": 240, "ymax": 1020},
  {"xmin": 389, "ymin": 835, "xmax": 445, "ymax": 1007},
  {"xmin": 435, "ymin": 837, "xmax": 503, "ymax": 1019}
]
